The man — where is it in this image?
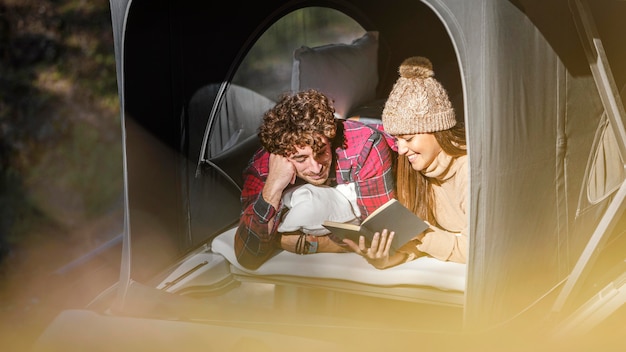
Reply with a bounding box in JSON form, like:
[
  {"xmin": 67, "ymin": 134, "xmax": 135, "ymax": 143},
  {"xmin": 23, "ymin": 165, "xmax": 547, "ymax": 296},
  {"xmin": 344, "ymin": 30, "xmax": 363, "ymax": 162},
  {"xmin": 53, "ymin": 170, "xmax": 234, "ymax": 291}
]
[{"xmin": 235, "ymin": 89, "xmax": 396, "ymax": 270}]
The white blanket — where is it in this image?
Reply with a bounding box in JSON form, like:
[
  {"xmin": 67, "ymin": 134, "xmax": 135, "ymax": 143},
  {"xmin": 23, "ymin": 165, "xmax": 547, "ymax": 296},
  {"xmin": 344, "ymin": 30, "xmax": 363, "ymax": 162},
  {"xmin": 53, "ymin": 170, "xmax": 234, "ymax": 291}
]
[{"xmin": 212, "ymin": 227, "xmax": 466, "ymax": 292}]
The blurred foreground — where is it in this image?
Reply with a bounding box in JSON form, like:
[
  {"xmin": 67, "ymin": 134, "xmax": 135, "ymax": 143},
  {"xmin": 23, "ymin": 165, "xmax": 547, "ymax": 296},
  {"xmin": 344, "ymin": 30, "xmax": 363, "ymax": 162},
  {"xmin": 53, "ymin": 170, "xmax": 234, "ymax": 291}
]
[{"xmin": 0, "ymin": 1, "xmax": 123, "ymax": 350}]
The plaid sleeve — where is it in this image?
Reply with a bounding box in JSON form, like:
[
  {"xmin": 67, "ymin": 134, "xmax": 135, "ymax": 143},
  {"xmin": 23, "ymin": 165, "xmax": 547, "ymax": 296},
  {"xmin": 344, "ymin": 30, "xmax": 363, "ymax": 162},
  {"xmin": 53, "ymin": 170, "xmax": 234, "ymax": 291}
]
[
  {"xmin": 336, "ymin": 121, "xmax": 396, "ymax": 219},
  {"xmin": 234, "ymin": 151, "xmax": 282, "ymax": 270}
]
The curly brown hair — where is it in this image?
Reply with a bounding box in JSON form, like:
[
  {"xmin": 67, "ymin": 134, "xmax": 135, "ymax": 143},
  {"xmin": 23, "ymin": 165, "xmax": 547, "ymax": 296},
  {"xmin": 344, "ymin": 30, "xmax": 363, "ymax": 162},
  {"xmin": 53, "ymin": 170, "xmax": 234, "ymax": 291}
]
[{"xmin": 259, "ymin": 89, "xmax": 337, "ymax": 156}]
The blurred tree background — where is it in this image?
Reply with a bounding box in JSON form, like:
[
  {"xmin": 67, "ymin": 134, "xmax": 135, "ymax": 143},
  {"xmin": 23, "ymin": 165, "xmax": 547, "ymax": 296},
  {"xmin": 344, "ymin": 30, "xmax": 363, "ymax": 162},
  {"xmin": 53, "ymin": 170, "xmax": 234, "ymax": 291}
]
[
  {"xmin": 0, "ymin": 0, "xmax": 122, "ymax": 348},
  {"xmin": 0, "ymin": 0, "xmax": 121, "ymax": 261}
]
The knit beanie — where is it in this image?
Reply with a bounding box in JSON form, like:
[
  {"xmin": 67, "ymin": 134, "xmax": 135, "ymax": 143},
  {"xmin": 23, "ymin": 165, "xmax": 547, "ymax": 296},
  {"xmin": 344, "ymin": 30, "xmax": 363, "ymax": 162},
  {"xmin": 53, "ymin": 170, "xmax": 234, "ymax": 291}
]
[{"xmin": 382, "ymin": 56, "xmax": 456, "ymax": 134}]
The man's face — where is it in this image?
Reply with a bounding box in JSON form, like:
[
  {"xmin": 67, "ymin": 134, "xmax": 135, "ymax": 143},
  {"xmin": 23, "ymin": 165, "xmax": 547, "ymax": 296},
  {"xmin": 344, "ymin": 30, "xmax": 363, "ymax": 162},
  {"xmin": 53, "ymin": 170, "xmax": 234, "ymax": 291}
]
[{"xmin": 287, "ymin": 141, "xmax": 333, "ymax": 186}]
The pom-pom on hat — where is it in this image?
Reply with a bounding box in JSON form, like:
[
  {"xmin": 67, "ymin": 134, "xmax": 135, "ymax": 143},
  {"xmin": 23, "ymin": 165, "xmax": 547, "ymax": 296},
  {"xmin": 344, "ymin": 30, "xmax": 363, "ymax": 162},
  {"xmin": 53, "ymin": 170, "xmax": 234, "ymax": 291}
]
[{"xmin": 382, "ymin": 56, "xmax": 456, "ymax": 135}]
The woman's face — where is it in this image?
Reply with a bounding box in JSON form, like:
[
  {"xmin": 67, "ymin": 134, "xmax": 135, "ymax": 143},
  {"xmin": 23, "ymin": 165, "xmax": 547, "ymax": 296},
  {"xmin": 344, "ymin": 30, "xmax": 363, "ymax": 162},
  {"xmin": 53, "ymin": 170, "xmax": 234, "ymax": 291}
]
[{"xmin": 396, "ymin": 133, "xmax": 442, "ymax": 172}]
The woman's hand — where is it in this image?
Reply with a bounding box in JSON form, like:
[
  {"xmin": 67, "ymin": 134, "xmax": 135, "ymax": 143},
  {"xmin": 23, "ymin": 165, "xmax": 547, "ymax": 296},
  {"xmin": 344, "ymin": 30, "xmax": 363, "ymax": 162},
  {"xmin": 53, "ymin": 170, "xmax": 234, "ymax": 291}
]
[
  {"xmin": 362, "ymin": 229, "xmax": 395, "ymax": 269},
  {"xmin": 343, "ymin": 229, "xmax": 399, "ymax": 269}
]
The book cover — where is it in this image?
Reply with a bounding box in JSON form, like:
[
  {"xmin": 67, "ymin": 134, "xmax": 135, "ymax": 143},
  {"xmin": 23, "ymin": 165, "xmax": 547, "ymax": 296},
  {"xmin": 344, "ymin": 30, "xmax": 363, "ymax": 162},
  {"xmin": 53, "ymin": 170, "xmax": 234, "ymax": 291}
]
[{"xmin": 322, "ymin": 198, "xmax": 428, "ymax": 253}]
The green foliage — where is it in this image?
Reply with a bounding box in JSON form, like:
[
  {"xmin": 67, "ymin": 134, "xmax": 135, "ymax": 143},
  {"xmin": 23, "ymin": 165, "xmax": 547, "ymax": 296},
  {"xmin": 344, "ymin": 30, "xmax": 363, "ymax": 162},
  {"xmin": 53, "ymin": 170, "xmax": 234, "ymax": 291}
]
[
  {"xmin": 232, "ymin": 7, "xmax": 364, "ymax": 100},
  {"xmin": 0, "ymin": 0, "xmax": 122, "ymax": 251}
]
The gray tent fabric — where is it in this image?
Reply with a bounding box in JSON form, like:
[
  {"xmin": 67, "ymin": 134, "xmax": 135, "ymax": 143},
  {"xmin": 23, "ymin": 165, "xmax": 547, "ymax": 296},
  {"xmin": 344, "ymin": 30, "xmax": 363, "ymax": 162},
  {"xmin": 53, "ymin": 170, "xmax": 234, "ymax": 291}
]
[
  {"xmin": 196, "ymin": 84, "xmax": 274, "ymax": 160},
  {"xmin": 428, "ymin": 0, "xmax": 624, "ymax": 329},
  {"xmin": 62, "ymin": 0, "xmax": 625, "ymax": 342}
]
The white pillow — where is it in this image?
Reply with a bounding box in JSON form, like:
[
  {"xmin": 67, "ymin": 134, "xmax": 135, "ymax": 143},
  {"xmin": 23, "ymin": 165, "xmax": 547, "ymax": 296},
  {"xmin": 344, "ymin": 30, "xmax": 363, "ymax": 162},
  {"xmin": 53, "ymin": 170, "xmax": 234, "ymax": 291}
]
[
  {"xmin": 291, "ymin": 31, "xmax": 379, "ymax": 119},
  {"xmin": 278, "ymin": 184, "xmax": 358, "ymax": 236}
]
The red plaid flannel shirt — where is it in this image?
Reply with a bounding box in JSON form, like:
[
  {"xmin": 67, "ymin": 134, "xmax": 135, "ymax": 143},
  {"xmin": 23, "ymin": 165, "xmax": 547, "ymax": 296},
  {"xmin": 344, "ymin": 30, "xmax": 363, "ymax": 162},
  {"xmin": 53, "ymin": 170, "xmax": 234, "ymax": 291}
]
[{"xmin": 234, "ymin": 119, "xmax": 397, "ymax": 269}]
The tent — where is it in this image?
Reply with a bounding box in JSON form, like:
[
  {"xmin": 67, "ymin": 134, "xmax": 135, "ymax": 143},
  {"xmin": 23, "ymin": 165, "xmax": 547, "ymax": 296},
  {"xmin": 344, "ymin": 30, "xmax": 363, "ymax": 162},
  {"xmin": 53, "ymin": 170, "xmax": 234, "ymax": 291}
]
[{"xmin": 33, "ymin": 0, "xmax": 626, "ymax": 350}]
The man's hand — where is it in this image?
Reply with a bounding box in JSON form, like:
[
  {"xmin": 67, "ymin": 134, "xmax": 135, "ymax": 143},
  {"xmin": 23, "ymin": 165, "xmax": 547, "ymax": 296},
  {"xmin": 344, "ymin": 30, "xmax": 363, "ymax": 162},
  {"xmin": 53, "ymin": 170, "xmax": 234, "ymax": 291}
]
[{"xmin": 262, "ymin": 153, "xmax": 296, "ymax": 209}]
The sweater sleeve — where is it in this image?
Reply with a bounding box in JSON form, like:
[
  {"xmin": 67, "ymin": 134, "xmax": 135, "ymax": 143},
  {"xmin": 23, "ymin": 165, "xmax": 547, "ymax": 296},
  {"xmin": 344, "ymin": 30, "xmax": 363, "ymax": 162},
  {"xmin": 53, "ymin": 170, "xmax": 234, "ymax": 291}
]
[{"xmin": 417, "ymin": 226, "xmax": 468, "ymax": 263}]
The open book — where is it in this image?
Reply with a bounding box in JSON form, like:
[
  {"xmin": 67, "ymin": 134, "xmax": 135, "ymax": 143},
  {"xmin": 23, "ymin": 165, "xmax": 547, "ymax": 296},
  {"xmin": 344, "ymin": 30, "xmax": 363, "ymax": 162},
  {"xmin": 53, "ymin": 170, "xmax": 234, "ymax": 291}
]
[{"xmin": 322, "ymin": 198, "xmax": 429, "ymax": 253}]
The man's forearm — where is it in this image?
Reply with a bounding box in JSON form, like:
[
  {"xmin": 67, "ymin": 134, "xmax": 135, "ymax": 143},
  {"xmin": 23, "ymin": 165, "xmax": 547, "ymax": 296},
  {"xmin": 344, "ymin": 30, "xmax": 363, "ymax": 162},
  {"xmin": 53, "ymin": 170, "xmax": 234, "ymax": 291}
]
[{"xmin": 280, "ymin": 233, "xmax": 348, "ymax": 253}]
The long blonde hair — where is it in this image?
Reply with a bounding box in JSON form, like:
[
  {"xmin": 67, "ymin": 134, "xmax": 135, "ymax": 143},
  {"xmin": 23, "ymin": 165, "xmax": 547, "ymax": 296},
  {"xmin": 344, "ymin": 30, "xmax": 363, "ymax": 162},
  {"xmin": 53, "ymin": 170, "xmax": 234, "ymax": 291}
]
[{"xmin": 396, "ymin": 124, "xmax": 467, "ymax": 225}]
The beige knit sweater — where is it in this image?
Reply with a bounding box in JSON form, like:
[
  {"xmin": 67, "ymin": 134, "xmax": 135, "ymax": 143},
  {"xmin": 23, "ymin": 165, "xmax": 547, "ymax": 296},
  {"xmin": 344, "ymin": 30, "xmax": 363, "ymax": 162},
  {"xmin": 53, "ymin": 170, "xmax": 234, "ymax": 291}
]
[{"xmin": 404, "ymin": 151, "xmax": 468, "ymax": 264}]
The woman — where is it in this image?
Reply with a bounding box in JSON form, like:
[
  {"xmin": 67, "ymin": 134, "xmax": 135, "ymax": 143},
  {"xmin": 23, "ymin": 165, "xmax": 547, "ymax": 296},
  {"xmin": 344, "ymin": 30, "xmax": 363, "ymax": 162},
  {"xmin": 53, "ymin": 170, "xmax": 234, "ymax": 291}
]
[{"xmin": 345, "ymin": 56, "xmax": 468, "ymax": 269}]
